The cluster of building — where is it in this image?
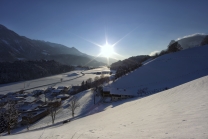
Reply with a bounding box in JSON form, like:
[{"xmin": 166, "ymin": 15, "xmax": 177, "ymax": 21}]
[{"xmin": 0, "ymin": 85, "xmax": 80, "ymax": 126}]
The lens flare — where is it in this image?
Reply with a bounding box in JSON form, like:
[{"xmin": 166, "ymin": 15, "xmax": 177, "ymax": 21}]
[
  {"xmin": 70, "ymin": 26, "xmax": 138, "ymax": 65},
  {"xmin": 100, "ymin": 43, "xmax": 115, "ymax": 58}
]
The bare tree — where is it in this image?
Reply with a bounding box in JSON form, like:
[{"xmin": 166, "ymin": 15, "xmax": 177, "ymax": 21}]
[
  {"xmin": 94, "ymin": 76, "xmax": 100, "ymax": 87},
  {"xmin": 44, "ymin": 83, "xmax": 56, "ymax": 104},
  {"xmin": 69, "ymin": 97, "xmax": 80, "ymax": 118},
  {"xmin": 0, "ymin": 109, "xmax": 7, "ymax": 134},
  {"xmin": 92, "ymin": 88, "xmax": 97, "ymax": 105},
  {"xmin": 50, "ymin": 107, "xmax": 57, "ymax": 124},
  {"xmin": 100, "ymin": 74, "xmax": 105, "ymax": 79},
  {"xmin": 0, "ymin": 101, "xmax": 18, "ymax": 135},
  {"xmin": 23, "ymin": 82, "xmax": 25, "ymax": 90},
  {"xmin": 86, "ymin": 78, "xmax": 92, "ymax": 88},
  {"xmin": 26, "ymin": 113, "xmax": 32, "ymax": 131},
  {"xmin": 92, "ymin": 86, "xmax": 102, "ymax": 105},
  {"xmin": 86, "ymin": 78, "xmax": 92, "ymax": 84},
  {"xmin": 43, "ymin": 88, "xmax": 49, "ymax": 104},
  {"xmin": 26, "ymin": 81, "xmax": 31, "ymax": 88},
  {"xmin": 94, "ymin": 76, "xmax": 100, "ymax": 82}
]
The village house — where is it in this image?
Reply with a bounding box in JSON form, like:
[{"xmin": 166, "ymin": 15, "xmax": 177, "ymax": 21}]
[
  {"xmin": 0, "ymin": 99, "xmax": 7, "ymax": 107},
  {"xmin": 102, "ymin": 87, "xmax": 134, "ymax": 102},
  {"xmin": 51, "ymin": 89, "xmax": 62, "ymax": 96},
  {"xmin": 57, "ymin": 86, "xmax": 69, "ymax": 93},
  {"xmin": 47, "ymin": 99, "xmax": 61, "ymax": 107},
  {"xmin": 69, "ymin": 86, "xmax": 80, "ymax": 92},
  {"xmin": 9, "ymin": 96, "xmax": 25, "ymax": 103},
  {"xmin": 32, "ymin": 89, "xmax": 44, "ymax": 97},
  {"xmin": 6, "ymin": 92, "xmax": 16, "ymax": 96},
  {"xmin": 45, "ymin": 87, "xmax": 55, "ymax": 93},
  {"xmin": 101, "ymin": 71, "xmax": 112, "ymax": 75},
  {"xmin": 56, "ymin": 94, "xmax": 70, "ymax": 100},
  {"xmin": 0, "ymin": 94, "xmax": 5, "ymax": 99},
  {"xmin": 18, "ymin": 102, "xmax": 40, "ymax": 112},
  {"xmin": 21, "ymin": 108, "xmax": 49, "ymax": 125},
  {"xmin": 24, "ymin": 96, "xmax": 37, "ymax": 104}
]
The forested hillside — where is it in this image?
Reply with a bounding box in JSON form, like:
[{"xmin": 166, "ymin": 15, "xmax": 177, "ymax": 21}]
[{"xmin": 0, "ymin": 60, "xmax": 74, "ymax": 84}]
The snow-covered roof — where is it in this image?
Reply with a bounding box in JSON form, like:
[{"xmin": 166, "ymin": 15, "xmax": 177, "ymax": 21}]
[
  {"xmin": 24, "ymin": 96, "xmax": 36, "ymax": 103},
  {"xmin": 32, "ymin": 90, "xmax": 44, "ymax": 94},
  {"xmin": 57, "ymin": 86, "xmax": 67, "ymax": 90},
  {"xmin": 7, "ymin": 92, "xmax": 16, "ymax": 96},
  {"xmin": 46, "ymin": 87, "xmax": 55, "ymax": 91},
  {"xmin": 19, "ymin": 103, "xmax": 40, "ymax": 111},
  {"xmin": 103, "ymin": 86, "xmax": 110, "ymax": 92},
  {"xmin": 52, "ymin": 89, "xmax": 62, "ymax": 93},
  {"xmin": 56, "ymin": 94, "xmax": 69, "ymax": 99},
  {"xmin": 38, "ymin": 94, "xmax": 47, "ymax": 102}
]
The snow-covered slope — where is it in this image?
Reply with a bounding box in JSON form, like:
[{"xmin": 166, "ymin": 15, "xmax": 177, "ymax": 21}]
[
  {"xmin": 105, "ymin": 45, "xmax": 208, "ymax": 96},
  {"xmin": 177, "ymin": 33, "xmax": 206, "ymax": 49},
  {"xmin": 2, "ymin": 75, "xmax": 208, "ymax": 139}
]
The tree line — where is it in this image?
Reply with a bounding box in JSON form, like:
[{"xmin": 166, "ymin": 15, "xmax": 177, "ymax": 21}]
[
  {"xmin": 71, "ymin": 74, "xmax": 110, "ymax": 95},
  {"xmin": 0, "ymin": 60, "xmax": 74, "ymax": 84}
]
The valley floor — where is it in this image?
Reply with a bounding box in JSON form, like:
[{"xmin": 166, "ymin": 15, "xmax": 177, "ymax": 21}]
[{"xmin": 0, "ymin": 66, "xmax": 110, "ymax": 95}]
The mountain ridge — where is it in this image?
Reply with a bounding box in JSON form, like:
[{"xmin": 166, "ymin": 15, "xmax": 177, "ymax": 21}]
[{"xmin": 0, "ymin": 24, "xmax": 106, "ymax": 66}]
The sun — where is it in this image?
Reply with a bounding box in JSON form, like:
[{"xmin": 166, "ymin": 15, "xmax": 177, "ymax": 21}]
[{"xmin": 100, "ymin": 43, "xmax": 115, "ymax": 58}]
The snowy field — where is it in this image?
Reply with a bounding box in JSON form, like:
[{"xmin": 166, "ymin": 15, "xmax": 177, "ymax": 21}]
[
  {"xmin": 105, "ymin": 45, "xmax": 208, "ymax": 96},
  {"xmin": 0, "ymin": 66, "xmax": 110, "ymax": 95},
  {"xmin": 2, "ymin": 74, "xmax": 208, "ymax": 139}
]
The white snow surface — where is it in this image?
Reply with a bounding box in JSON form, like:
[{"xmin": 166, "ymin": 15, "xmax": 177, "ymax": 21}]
[
  {"xmin": 0, "ymin": 67, "xmax": 109, "ymax": 95},
  {"xmin": 105, "ymin": 45, "xmax": 208, "ymax": 96},
  {"xmin": 2, "ymin": 75, "xmax": 208, "ymax": 139},
  {"xmin": 83, "ymin": 67, "xmax": 110, "ymax": 74}
]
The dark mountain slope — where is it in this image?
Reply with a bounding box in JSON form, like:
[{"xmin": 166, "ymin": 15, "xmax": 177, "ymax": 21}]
[{"xmin": 0, "ymin": 24, "xmax": 105, "ymax": 66}]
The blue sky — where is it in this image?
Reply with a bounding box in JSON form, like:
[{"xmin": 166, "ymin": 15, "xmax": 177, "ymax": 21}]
[{"xmin": 0, "ymin": 0, "xmax": 208, "ymax": 59}]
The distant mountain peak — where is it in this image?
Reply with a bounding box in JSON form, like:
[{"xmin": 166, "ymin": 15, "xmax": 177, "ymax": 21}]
[
  {"xmin": 0, "ymin": 24, "xmax": 8, "ymax": 30},
  {"xmin": 71, "ymin": 46, "xmax": 76, "ymax": 49}
]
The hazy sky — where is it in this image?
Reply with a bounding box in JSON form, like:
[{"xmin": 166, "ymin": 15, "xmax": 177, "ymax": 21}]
[{"xmin": 0, "ymin": 0, "xmax": 208, "ymax": 59}]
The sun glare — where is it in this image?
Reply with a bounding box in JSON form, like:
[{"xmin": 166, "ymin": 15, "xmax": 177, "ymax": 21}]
[{"xmin": 100, "ymin": 43, "xmax": 115, "ymax": 58}]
